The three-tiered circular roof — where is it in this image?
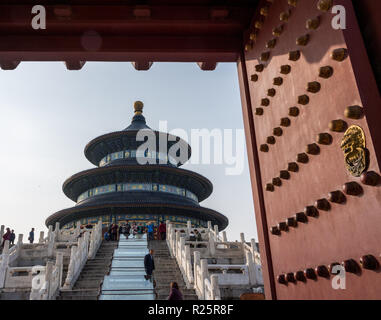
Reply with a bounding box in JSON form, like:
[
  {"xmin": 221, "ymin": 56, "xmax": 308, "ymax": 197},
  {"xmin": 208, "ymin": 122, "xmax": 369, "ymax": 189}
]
[{"xmin": 46, "ymin": 101, "xmax": 228, "ymax": 230}]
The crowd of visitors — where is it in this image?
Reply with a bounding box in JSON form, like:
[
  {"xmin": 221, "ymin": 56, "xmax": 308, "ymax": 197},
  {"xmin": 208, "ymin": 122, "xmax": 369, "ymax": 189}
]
[
  {"xmin": 103, "ymin": 221, "xmax": 167, "ymax": 241},
  {"xmin": 1, "ymin": 227, "xmax": 35, "ymax": 250}
]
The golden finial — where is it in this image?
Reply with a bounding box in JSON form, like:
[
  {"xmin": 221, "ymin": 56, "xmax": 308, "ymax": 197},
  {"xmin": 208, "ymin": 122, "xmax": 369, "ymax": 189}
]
[{"xmin": 134, "ymin": 101, "xmax": 144, "ymax": 115}]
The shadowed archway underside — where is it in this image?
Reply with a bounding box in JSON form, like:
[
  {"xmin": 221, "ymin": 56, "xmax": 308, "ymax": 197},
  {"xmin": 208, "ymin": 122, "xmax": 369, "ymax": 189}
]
[{"xmin": 0, "ymin": 0, "xmax": 258, "ymax": 70}]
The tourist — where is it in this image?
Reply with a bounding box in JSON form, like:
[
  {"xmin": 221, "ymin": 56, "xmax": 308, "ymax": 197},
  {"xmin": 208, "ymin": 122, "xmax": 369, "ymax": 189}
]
[
  {"xmin": 137, "ymin": 223, "xmax": 144, "ymax": 239},
  {"xmin": 131, "ymin": 223, "xmax": 137, "ymax": 238},
  {"xmin": 125, "ymin": 221, "xmax": 131, "ymax": 238},
  {"xmin": 9, "ymin": 230, "xmax": 16, "ymax": 246},
  {"xmin": 195, "ymin": 229, "xmax": 202, "ymax": 242},
  {"xmin": 28, "ymin": 228, "xmax": 35, "ymax": 244},
  {"xmin": 147, "ymin": 222, "xmax": 154, "ymax": 241},
  {"xmin": 111, "ymin": 224, "xmax": 118, "ymax": 241},
  {"xmin": 104, "ymin": 231, "xmax": 110, "ymax": 241},
  {"xmin": 144, "ymin": 249, "xmax": 155, "ymax": 281},
  {"xmin": 158, "ymin": 221, "xmax": 166, "ymax": 240},
  {"xmin": 1, "ymin": 228, "xmax": 11, "ymax": 248},
  {"xmin": 168, "ymin": 282, "xmax": 183, "ymax": 300},
  {"xmin": 119, "ymin": 224, "xmax": 125, "ymax": 240}
]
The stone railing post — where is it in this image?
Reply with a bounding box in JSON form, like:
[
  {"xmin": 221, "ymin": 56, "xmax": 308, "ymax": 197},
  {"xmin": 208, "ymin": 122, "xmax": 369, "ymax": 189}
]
[
  {"xmin": 251, "ymin": 238, "xmax": 258, "ymax": 253},
  {"xmin": 185, "ymin": 244, "xmax": 193, "ymax": 287},
  {"xmin": 45, "ymin": 261, "xmax": 53, "ymax": 299},
  {"xmin": 193, "ymin": 251, "xmax": 200, "ymax": 292},
  {"xmin": 88, "ymin": 229, "xmax": 95, "ymax": 259},
  {"xmin": 0, "ymin": 225, "xmax": 4, "ymax": 240},
  {"xmin": 175, "ymin": 230, "xmax": 180, "ymax": 258},
  {"xmin": 200, "ymin": 259, "xmax": 208, "ymax": 300},
  {"xmin": 207, "ymin": 221, "xmax": 212, "ymax": 231},
  {"xmin": 16, "ymin": 234, "xmax": 23, "ymax": 256},
  {"xmin": 63, "ymin": 245, "xmax": 77, "ymax": 289},
  {"xmin": 208, "ymin": 233, "xmax": 216, "ymax": 257},
  {"xmin": 17, "ymin": 234, "xmax": 23, "ymax": 244},
  {"xmin": 39, "ymin": 231, "xmax": 45, "ymax": 244},
  {"xmin": 179, "ymin": 237, "xmax": 185, "ymax": 267},
  {"xmin": 211, "ymin": 274, "xmax": 220, "ymax": 300},
  {"xmin": 0, "ymin": 240, "xmax": 10, "ymax": 288},
  {"xmin": 169, "ymin": 228, "xmax": 176, "ymax": 257},
  {"xmin": 187, "ymin": 221, "xmax": 191, "ymax": 237},
  {"xmin": 214, "ymin": 225, "xmax": 219, "ymax": 241},
  {"xmin": 55, "ymin": 252, "xmax": 63, "ymax": 293},
  {"xmin": 47, "ymin": 226, "xmax": 55, "ymax": 258},
  {"xmin": 246, "ymin": 250, "xmax": 256, "ymax": 286},
  {"xmin": 240, "ymin": 232, "xmax": 246, "ymax": 254},
  {"xmin": 166, "ymin": 223, "xmax": 172, "ymax": 251},
  {"xmin": 222, "ymin": 231, "xmax": 227, "ymax": 242},
  {"xmin": 47, "ymin": 225, "xmax": 53, "ymax": 241},
  {"xmin": 54, "ymin": 222, "xmax": 60, "ymax": 240},
  {"xmin": 74, "ymin": 223, "xmax": 80, "ymax": 238}
]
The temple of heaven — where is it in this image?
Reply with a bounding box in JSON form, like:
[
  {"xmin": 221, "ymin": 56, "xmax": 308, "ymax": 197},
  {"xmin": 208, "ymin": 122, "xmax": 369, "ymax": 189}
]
[{"xmin": 46, "ymin": 101, "xmax": 228, "ymax": 231}]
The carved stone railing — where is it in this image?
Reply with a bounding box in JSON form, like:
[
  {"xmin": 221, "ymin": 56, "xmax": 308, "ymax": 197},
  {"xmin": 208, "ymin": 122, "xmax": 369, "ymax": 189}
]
[
  {"xmin": 4, "ymin": 266, "xmax": 36, "ymax": 289},
  {"xmin": 193, "ymin": 251, "xmax": 221, "ymax": 300},
  {"xmin": 62, "ymin": 231, "xmax": 90, "ymax": 290},
  {"xmin": 88, "ymin": 221, "xmax": 102, "ymax": 260},
  {"xmin": 0, "ymin": 235, "xmax": 25, "ymax": 288},
  {"xmin": 60, "ymin": 220, "xmax": 102, "ymax": 290},
  {"xmin": 0, "ymin": 241, "xmax": 14, "ymax": 289},
  {"xmin": 29, "ymin": 252, "xmax": 63, "ymax": 300},
  {"xmin": 166, "ymin": 220, "xmax": 264, "ymax": 299},
  {"xmin": 0, "ymin": 221, "xmax": 102, "ymax": 298}
]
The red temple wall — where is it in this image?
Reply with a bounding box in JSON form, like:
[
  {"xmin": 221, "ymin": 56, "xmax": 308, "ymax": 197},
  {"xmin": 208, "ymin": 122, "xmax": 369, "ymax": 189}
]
[{"xmin": 239, "ymin": 0, "xmax": 381, "ymax": 299}]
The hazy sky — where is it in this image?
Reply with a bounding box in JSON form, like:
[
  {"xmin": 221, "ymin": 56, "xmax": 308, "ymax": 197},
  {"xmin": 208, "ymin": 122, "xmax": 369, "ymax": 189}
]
[{"xmin": 0, "ymin": 62, "xmax": 258, "ymax": 242}]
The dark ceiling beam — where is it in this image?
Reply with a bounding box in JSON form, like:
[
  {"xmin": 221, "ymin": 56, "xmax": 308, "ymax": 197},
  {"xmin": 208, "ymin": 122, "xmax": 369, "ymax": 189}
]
[
  {"xmin": 0, "ymin": 35, "xmax": 241, "ymax": 62},
  {"xmin": 0, "ymin": 5, "xmax": 250, "ymax": 36},
  {"xmin": 0, "ymin": 4, "xmax": 251, "ymax": 20}
]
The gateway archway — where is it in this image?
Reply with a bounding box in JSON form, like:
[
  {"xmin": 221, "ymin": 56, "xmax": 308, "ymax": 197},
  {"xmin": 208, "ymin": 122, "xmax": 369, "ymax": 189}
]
[{"xmin": 1, "ymin": 0, "xmax": 380, "ymax": 299}]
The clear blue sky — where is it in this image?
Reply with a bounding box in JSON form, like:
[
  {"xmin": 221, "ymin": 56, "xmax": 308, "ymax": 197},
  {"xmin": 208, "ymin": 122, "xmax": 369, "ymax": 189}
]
[{"xmin": 0, "ymin": 61, "xmax": 258, "ymax": 242}]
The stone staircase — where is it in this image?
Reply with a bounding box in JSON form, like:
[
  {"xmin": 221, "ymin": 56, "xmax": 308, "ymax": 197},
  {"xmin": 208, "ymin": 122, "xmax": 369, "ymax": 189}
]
[
  {"xmin": 148, "ymin": 240, "xmax": 197, "ymax": 300},
  {"xmin": 57, "ymin": 241, "xmax": 118, "ymax": 300}
]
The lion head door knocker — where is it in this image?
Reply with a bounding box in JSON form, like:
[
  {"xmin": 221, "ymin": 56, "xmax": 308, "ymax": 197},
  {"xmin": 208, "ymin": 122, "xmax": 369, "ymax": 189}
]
[{"xmin": 340, "ymin": 125, "xmax": 368, "ymax": 177}]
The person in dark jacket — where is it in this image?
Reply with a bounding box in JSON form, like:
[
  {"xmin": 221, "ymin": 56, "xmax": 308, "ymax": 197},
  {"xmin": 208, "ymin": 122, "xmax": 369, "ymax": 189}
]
[
  {"xmin": 111, "ymin": 224, "xmax": 118, "ymax": 241},
  {"xmin": 168, "ymin": 282, "xmax": 183, "ymax": 300},
  {"xmin": 144, "ymin": 249, "xmax": 155, "ymax": 280},
  {"xmin": 119, "ymin": 224, "xmax": 125, "ymax": 240},
  {"xmin": 9, "ymin": 230, "xmax": 16, "ymax": 246},
  {"xmin": 125, "ymin": 222, "xmax": 131, "ymax": 238},
  {"xmin": 28, "ymin": 228, "xmax": 35, "ymax": 244}
]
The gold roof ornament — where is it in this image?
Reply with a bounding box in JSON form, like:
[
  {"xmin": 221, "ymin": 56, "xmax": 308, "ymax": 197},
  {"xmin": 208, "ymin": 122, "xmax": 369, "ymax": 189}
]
[
  {"xmin": 134, "ymin": 101, "xmax": 144, "ymax": 115},
  {"xmin": 341, "ymin": 125, "xmax": 368, "ymax": 177}
]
